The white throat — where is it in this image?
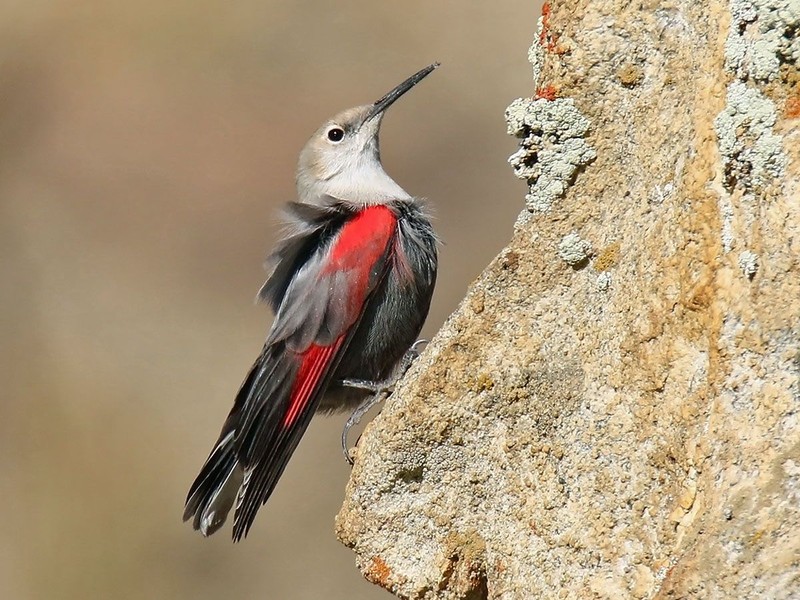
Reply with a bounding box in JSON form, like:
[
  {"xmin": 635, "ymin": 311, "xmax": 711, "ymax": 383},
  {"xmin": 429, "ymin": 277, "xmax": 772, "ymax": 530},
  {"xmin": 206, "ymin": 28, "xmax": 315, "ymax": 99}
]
[
  {"xmin": 325, "ymin": 158, "xmax": 411, "ymax": 204},
  {"xmin": 300, "ymin": 151, "xmax": 412, "ymax": 205}
]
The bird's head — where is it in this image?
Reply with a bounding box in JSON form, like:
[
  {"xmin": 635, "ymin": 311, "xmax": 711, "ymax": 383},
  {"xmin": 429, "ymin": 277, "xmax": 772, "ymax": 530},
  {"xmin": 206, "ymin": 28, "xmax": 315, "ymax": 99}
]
[{"xmin": 296, "ymin": 63, "xmax": 438, "ymax": 205}]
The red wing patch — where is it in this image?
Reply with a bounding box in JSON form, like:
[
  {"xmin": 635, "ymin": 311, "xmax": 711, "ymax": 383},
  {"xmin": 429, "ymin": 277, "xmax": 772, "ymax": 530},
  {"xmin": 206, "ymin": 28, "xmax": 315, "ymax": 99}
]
[
  {"xmin": 283, "ymin": 205, "xmax": 397, "ymax": 429},
  {"xmin": 282, "ymin": 337, "xmax": 344, "ymax": 428},
  {"xmin": 327, "ymin": 205, "xmax": 396, "ymax": 267},
  {"xmin": 325, "ymin": 205, "xmax": 397, "ymax": 302}
]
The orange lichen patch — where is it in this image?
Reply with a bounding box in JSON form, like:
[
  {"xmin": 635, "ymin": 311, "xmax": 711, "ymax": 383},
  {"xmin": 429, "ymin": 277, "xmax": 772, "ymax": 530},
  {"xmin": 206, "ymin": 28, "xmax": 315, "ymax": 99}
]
[
  {"xmin": 440, "ymin": 531, "xmax": 488, "ymax": 596},
  {"xmin": 785, "ymin": 95, "xmax": 800, "ymax": 119},
  {"xmin": 468, "ymin": 372, "xmax": 495, "ymax": 392},
  {"xmin": 594, "ymin": 241, "xmax": 621, "ymax": 272},
  {"xmin": 535, "ymin": 85, "xmax": 558, "ymax": 100},
  {"xmin": 539, "ymin": 2, "xmax": 559, "ymax": 52},
  {"xmin": 365, "ymin": 556, "xmax": 394, "ymax": 589},
  {"xmin": 618, "ymin": 64, "xmax": 644, "ymax": 87},
  {"xmin": 539, "ymin": 3, "xmax": 551, "ymax": 45}
]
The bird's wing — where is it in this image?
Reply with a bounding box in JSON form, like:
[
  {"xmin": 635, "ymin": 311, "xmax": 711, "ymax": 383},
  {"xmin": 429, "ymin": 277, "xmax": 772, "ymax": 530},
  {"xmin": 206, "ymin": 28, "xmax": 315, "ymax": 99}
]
[
  {"xmin": 257, "ymin": 200, "xmax": 346, "ymax": 312},
  {"xmin": 230, "ymin": 203, "xmax": 399, "ymax": 541}
]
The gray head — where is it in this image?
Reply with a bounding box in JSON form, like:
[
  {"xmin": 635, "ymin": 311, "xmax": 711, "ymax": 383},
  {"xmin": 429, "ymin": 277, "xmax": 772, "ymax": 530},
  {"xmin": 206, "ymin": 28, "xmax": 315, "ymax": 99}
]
[{"xmin": 296, "ymin": 63, "xmax": 438, "ymax": 205}]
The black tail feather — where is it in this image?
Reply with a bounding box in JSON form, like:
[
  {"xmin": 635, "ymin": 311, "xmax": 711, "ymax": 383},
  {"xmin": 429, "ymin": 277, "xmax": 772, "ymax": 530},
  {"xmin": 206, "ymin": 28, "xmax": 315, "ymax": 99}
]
[
  {"xmin": 183, "ymin": 430, "xmax": 243, "ymax": 536},
  {"xmin": 231, "ymin": 406, "xmax": 317, "ymax": 542}
]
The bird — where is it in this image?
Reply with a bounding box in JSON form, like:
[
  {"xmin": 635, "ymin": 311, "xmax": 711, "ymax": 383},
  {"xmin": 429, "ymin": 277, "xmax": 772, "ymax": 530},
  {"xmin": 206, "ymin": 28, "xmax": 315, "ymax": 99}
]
[{"xmin": 183, "ymin": 63, "xmax": 440, "ymax": 542}]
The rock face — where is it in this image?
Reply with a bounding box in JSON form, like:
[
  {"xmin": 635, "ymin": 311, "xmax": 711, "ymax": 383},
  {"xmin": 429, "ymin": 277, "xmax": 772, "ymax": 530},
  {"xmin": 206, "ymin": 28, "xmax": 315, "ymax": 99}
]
[{"xmin": 336, "ymin": 1, "xmax": 800, "ymax": 598}]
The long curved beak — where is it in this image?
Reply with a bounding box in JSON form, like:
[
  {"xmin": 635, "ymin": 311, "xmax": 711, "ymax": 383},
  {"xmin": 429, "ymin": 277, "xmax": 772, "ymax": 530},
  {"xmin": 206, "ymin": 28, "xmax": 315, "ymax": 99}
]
[{"xmin": 365, "ymin": 62, "xmax": 439, "ymax": 122}]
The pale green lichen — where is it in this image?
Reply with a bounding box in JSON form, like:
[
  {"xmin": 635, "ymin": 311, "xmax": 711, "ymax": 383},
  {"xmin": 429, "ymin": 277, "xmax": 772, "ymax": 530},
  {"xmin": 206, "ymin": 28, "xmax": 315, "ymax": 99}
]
[
  {"xmin": 716, "ymin": 0, "xmax": 793, "ymax": 251},
  {"xmin": 724, "ymin": 0, "xmax": 800, "ymax": 82},
  {"xmin": 738, "ymin": 250, "xmax": 759, "ymax": 278},
  {"xmin": 720, "ymin": 195, "xmax": 735, "ymax": 253},
  {"xmin": 506, "ymin": 98, "xmax": 597, "ymax": 212},
  {"xmin": 713, "ymin": 81, "xmax": 786, "ymax": 192},
  {"xmin": 558, "ymin": 232, "xmax": 592, "ymax": 266},
  {"xmin": 528, "ymin": 16, "xmax": 546, "ymax": 89}
]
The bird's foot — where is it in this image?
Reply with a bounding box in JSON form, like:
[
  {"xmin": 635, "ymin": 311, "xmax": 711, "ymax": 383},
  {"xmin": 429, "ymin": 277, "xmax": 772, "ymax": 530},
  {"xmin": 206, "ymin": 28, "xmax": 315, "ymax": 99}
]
[{"xmin": 339, "ymin": 339, "xmax": 428, "ymax": 465}]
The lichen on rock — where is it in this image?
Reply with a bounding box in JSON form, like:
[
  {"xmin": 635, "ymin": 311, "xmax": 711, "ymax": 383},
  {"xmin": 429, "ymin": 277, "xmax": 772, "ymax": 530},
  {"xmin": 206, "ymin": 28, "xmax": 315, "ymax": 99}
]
[
  {"xmin": 724, "ymin": 0, "xmax": 800, "ymax": 81},
  {"xmin": 527, "ymin": 13, "xmax": 546, "ymax": 89},
  {"xmin": 716, "ymin": 0, "xmax": 794, "ymax": 194},
  {"xmin": 713, "ymin": 81, "xmax": 787, "ymax": 191},
  {"xmin": 505, "ymin": 97, "xmax": 596, "ymax": 213},
  {"xmin": 557, "ymin": 232, "xmax": 592, "ymax": 266},
  {"xmin": 738, "ymin": 250, "xmax": 759, "ymax": 277}
]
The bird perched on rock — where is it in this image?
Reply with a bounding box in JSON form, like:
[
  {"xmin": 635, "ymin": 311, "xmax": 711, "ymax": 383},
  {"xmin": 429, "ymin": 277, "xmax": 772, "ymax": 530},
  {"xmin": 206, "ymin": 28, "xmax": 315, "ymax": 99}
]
[{"xmin": 183, "ymin": 63, "xmax": 439, "ymax": 541}]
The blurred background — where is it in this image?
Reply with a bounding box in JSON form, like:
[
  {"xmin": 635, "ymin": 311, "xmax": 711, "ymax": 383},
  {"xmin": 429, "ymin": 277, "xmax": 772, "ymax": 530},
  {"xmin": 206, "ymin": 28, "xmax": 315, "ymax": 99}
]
[{"xmin": 0, "ymin": 1, "xmax": 541, "ymax": 598}]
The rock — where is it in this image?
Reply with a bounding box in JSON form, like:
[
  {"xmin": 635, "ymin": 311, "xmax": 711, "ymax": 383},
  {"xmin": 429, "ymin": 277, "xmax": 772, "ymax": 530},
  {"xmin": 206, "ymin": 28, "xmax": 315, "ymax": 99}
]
[{"xmin": 336, "ymin": 1, "xmax": 800, "ymax": 598}]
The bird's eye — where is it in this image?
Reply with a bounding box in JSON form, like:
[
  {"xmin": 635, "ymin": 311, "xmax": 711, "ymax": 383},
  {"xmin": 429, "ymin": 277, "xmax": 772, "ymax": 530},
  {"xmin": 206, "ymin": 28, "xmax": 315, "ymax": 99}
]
[{"xmin": 327, "ymin": 127, "xmax": 345, "ymax": 142}]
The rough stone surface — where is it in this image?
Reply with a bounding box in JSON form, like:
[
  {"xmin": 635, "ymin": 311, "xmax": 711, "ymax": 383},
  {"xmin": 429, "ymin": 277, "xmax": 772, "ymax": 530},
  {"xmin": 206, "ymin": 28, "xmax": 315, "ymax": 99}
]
[{"xmin": 337, "ymin": 1, "xmax": 800, "ymax": 598}]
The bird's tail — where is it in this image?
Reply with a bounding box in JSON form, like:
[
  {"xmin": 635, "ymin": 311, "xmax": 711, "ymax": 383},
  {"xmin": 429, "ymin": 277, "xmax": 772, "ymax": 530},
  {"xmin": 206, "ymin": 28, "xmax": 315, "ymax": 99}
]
[
  {"xmin": 183, "ymin": 344, "xmax": 295, "ymax": 538},
  {"xmin": 183, "ymin": 428, "xmax": 244, "ymax": 536}
]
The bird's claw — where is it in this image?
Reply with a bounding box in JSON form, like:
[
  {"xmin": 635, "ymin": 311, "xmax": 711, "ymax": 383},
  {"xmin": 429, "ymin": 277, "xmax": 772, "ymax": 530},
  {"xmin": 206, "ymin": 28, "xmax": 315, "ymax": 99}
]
[
  {"xmin": 341, "ymin": 391, "xmax": 389, "ymax": 465},
  {"xmin": 339, "ymin": 339, "xmax": 428, "ymax": 464}
]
